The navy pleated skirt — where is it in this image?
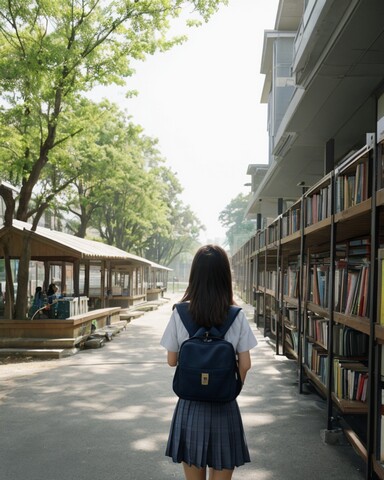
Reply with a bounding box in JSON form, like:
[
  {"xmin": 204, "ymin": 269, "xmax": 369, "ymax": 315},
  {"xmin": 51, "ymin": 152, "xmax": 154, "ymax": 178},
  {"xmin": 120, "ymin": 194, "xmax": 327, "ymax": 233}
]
[{"xmin": 165, "ymin": 399, "xmax": 251, "ymax": 470}]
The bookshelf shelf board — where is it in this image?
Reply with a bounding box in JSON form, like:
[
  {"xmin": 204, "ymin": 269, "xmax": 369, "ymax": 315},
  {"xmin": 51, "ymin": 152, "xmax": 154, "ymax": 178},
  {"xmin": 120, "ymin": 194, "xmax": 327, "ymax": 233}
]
[
  {"xmin": 332, "ymin": 394, "xmax": 368, "ymax": 414},
  {"xmin": 373, "ymin": 459, "xmax": 384, "ymax": 480},
  {"xmin": 334, "ymin": 198, "xmax": 371, "ymax": 224},
  {"xmin": 265, "ymin": 287, "xmax": 277, "ymax": 298},
  {"xmin": 283, "ymin": 295, "xmax": 299, "ymax": 307},
  {"xmin": 303, "ymin": 365, "xmax": 327, "ymax": 397},
  {"xmin": 306, "ymin": 302, "xmax": 329, "ymax": 317},
  {"xmin": 304, "ymin": 217, "xmax": 332, "ymax": 237},
  {"xmin": 307, "ymin": 336, "xmax": 327, "ymax": 350},
  {"xmin": 284, "ymin": 345, "xmax": 298, "ymax": 360},
  {"xmin": 339, "ymin": 417, "xmax": 368, "ymax": 462},
  {"xmin": 284, "ymin": 322, "xmax": 297, "ymax": 331},
  {"xmin": 281, "ymin": 230, "xmax": 301, "ymax": 245},
  {"xmin": 304, "ymin": 367, "xmax": 368, "ymax": 414},
  {"xmin": 333, "ymin": 311, "xmax": 370, "ymax": 335},
  {"xmin": 266, "ymin": 240, "xmax": 279, "ymax": 249},
  {"xmin": 375, "ymin": 324, "xmax": 384, "ymax": 343},
  {"xmin": 281, "ymin": 242, "xmax": 301, "ymax": 256},
  {"xmin": 377, "ymin": 188, "xmax": 384, "ymax": 207}
]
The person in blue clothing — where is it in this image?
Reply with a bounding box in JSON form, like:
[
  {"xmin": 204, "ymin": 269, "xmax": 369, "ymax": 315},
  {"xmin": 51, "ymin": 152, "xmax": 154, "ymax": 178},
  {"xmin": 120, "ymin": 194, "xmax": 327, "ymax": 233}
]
[
  {"xmin": 47, "ymin": 283, "xmax": 58, "ymax": 303},
  {"xmin": 32, "ymin": 286, "xmax": 45, "ymax": 308},
  {"xmin": 29, "ymin": 286, "xmax": 48, "ymax": 319},
  {"xmin": 161, "ymin": 244, "xmax": 257, "ymax": 480}
]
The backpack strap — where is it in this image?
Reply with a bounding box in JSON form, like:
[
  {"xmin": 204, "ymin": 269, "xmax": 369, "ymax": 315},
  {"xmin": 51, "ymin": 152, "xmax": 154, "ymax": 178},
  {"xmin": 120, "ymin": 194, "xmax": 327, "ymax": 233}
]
[
  {"xmin": 219, "ymin": 306, "xmax": 242, "ymax": 337},
  {"xmin": 175, "ymin": 302, "xmax": 241, "ymax": 338}
]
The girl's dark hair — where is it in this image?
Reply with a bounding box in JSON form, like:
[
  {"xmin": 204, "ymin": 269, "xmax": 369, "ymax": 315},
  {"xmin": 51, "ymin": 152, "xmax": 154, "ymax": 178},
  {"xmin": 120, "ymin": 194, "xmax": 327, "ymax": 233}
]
[{"xmin": 180, "ymin": 244, "xmax": 235, "ymax": 327}]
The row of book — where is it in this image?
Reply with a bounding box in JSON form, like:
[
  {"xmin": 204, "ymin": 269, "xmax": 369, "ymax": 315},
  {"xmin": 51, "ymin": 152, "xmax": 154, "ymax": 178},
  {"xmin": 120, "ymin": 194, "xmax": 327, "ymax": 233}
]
[
  {"xmin": 259, "ymin": 270, "xmax": 278, "ymax": 292},
  {"xmin": 281, "ymin": 159, "xmax": 369, "ymax": 234},
  {"xmin": 335, "ymin": 159, "xmax": 369, "ymax": 213},
  {"xmin": 305, "ymin": 240, "xmax": 370, "ymax": 316},
  {"xmin": 307, "ymin": 314, "xmax": 328, "ymax": 348},
  {"xmin": 267, "ymin": 223, "xmax": 278, "ymax": 244},
  {"xmin": 306, "ymin": 344, "xmax": 368, "ymax": 402},
  {"xmin": 283, "ymin": 265, "xmax": 299, "ymax": 298},
  {"xmin": 305, "ymin": 185, "xmax": 331, "ymax": 226},
  {"xmin": 306, "ymin": 343, "xmax": 328, "ymax": 385},
  {"xmin": 333, "ymin": 358, "xmax": 368, "ymax": 402},
  {"xmin": 285, "ymin": 307, "xmax": 298, "ymax": 327},
  {"xmin": 309, "ymin": 262, "xmax": 330, "ymax": 308},
  {"xmin": 255, "ymin": 159, "xmax": 369, "ymax": 245},
  {"xmin": 282, "ymin": 207, "xmax": 301, "ymax": 236},
  {"xmin": 334, "ymin": 261, "xmax": 370, "ymax": 317},
  {"xmin": 305, "ymin": 316, "xmax": 368, "ymax": 356},
  {"xmin": 333, "ymin": 324, "xmax": 369, "ymax": 357}
]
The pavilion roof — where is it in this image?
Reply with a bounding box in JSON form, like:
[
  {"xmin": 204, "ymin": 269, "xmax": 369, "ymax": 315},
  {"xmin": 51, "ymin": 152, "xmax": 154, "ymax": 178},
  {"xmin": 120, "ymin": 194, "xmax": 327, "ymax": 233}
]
[{"xmin": 0, "ymin": 220, "xmax": 153, "ymax": 266}]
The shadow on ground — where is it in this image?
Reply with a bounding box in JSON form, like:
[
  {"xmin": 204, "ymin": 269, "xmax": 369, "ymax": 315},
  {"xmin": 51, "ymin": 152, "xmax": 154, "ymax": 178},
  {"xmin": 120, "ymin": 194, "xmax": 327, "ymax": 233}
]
[{"xmin": 0, "ymin": 296, "xmax": 365, "ymax": 480}]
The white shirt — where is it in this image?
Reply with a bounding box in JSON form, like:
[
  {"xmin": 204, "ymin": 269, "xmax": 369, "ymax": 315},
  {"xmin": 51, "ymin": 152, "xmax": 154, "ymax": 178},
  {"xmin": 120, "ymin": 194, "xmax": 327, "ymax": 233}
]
[{"xmin": 160, "ymin": 308, "xmax": 257, "ymax": 354}]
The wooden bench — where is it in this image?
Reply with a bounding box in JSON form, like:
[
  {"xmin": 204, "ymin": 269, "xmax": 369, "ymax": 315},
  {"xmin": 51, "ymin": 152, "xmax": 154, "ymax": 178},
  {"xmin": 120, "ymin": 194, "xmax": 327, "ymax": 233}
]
[{"xmin": 0, "ymin": 307, "xmax": 121, "ymax": 340}]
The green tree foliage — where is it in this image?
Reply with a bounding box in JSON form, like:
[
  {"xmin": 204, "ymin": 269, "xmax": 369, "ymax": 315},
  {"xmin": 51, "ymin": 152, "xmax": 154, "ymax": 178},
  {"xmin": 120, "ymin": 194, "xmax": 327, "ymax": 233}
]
[
  {"xmin": 0, "ymin": 0, "xmax": 226, "ymax": 317},
  {"xmin": 0, "ymin": 0, "xmax": 226, "ymax": 222},
  {"xmin": 143, "ymin": 166, "xmax": 204, "ymax": 265},
  {"xmin": 91, "ymin": 136, "xmax": 170, "ymax": 253},
  {"xmin": 57, "ymin": 100, "xmax": 157, "ymax": 241},
  {"xmin": 219, "ymin": 193, "xmax": 256, "ymax": 254},
  {"xmin": 55, "ymin": 100, "xmax": 203, "ymax": 263}
]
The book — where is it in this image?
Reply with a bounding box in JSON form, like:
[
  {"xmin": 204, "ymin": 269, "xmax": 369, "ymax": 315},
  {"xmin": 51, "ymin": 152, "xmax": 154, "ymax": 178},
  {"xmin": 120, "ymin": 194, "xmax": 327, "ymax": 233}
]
[{"xmin": 333, "ymin": 359, "xmax": 368, "ymax": 401}]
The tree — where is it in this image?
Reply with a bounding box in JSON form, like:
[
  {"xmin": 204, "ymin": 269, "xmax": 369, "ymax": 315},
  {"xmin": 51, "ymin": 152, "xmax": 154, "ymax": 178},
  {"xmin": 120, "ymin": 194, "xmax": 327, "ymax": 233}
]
[
  {"xmin": 57, "ymin": 100, "xmax": 151, "ymax": 239},
  {"xmin": 45, "ymin": 100, "xmax": 203, "ymax": 262},
  {"xmin": 219, "ymin": 193, "xmax": 256, "ymax": 254},
  {"xmin": 143, "ymin": 167, "xmax": 204, "ymax": 265},
  {"xmin": 0, "ymin": 0, "xmax": 227, "ymax": 318}
]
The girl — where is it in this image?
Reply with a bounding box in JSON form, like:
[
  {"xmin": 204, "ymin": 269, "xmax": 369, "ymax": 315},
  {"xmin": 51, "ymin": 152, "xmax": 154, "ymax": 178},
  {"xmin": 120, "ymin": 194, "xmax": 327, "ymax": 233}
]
[{"xmin": 161, "ymin": 245, "xmax": 257, "ymax": 480}]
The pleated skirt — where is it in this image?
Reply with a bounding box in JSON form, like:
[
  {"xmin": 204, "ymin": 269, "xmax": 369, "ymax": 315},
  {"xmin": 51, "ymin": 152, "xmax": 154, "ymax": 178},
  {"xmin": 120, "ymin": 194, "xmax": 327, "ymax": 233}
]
[{"xmin": 165, "ymin": 399, "xmax": 251, "ymax": 470}]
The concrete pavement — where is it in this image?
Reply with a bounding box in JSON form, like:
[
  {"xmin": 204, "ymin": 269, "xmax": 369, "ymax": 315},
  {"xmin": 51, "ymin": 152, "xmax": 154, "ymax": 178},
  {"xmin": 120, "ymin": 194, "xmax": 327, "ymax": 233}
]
[{"xmin": 0, "ymin": 293, "xmax": 365, "ymax": 479}]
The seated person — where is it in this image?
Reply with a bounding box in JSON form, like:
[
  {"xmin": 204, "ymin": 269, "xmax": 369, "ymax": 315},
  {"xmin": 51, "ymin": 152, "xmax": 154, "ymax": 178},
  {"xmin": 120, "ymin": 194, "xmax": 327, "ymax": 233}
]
[
  {"xmin": 33, "ymin": 287, "xmax": 45, "ymax": 308},
  {"xmin": 29, "ymin": 286, "xmax": 47, "ymax": 318},
  {"xmin": 47, "ymin": 283, "xmax": 58, "ymax": 303}
]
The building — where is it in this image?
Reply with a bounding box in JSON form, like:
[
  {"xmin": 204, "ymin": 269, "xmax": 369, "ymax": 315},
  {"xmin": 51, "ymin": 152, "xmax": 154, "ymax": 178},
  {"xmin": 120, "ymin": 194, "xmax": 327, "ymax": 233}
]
[{"xmin": 246, "ymin": 0, "xmax": 384, "ymax": 224}]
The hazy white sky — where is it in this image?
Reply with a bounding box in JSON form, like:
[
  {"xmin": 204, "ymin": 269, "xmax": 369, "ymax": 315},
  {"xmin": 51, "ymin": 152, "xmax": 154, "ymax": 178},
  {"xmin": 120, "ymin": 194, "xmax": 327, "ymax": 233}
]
[{"xmin": 100, "ymin": 0, "xmax": 279, "ymax": 244}]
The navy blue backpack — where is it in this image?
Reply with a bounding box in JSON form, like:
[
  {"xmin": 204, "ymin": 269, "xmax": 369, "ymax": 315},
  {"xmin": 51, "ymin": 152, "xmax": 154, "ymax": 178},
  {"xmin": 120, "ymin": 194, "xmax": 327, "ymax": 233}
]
[{"xmin": 172, "ymin": 302, "xmax": 243, "ymax": 403}]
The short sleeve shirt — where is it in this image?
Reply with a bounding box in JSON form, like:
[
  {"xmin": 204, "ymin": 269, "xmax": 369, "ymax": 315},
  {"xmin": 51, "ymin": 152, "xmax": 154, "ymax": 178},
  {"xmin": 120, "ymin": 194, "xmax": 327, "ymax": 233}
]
[{"xmin": 160, "ymin": 308, "xmax": 257, "ymax": 354}]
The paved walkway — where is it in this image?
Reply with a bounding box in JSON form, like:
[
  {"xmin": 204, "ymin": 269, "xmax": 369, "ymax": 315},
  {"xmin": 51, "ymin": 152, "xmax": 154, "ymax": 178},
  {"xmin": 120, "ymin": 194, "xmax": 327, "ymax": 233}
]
[{"xmin": 0, "ymin": 293, "xmax": 365, "ymax": 479}]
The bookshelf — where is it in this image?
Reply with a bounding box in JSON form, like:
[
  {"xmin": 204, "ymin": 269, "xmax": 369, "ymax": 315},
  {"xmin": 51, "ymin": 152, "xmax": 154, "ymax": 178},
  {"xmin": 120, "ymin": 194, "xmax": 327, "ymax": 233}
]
[
  {"xmin": 257, "ymin": 243, "xmax": 279, "ymax": 346},
  {"xmin": 231, "ymin": 134, "xmax": 384, "ymax": 477},
  {"xmin": 373, "ymin": 249, "xmax": 384, "ymax": 477}
]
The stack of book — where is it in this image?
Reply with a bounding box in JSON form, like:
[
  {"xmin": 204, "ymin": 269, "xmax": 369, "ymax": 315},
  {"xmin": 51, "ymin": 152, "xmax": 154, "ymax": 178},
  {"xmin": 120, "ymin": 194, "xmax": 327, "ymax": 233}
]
[
  {"xmin": 333, "ymin": 324, "xmax": 369, "ymax": 357},
  {"xmin": 307, "ymin": 342, "xmax": 328, "ymax": 385},
  {"xmin": 335, "ymin": 158, "xmax": 368, "ymax": 212},
  {"xmin": 333, "ymin": 358, "xmax": 368, "ymax": 401},
  {"xmin": 305, "ymin": 184, "xmax": 331, "ymax": 226},
  {"xmin": 307, "ymin": 314, "xmax": 328, "ymax": 348}
]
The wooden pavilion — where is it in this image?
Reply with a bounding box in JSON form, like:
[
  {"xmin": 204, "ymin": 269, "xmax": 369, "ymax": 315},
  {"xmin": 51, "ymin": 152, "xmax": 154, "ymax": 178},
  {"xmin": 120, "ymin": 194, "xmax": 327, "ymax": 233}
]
[{"xmin": 0, "ymin": 220, "xmax": 171, "ymax": 349}]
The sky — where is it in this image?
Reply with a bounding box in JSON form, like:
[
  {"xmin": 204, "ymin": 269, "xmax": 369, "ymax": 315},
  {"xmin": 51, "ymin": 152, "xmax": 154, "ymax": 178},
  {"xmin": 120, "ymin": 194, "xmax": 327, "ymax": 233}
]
[{"xmin": 97, "ymin": 0, "xmax": 279, "ymax": 244}]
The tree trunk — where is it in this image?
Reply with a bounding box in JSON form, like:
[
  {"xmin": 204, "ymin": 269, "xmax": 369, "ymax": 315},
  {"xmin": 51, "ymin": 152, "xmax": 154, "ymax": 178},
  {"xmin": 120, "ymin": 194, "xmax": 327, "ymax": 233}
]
[
  {"xmin": 0, "ymin": 186, "xmax": 16, "ymax": 318},
  {"xmin": 15, "ymin": 234, "xmax": 31, "ymax": 319},
  {"xmin": 3, "ymin": 237, "xmax": 14, "ymax": 319},
  {"xmin": 14, "ymin": 92, "xmax": 61, "ymax": 317}
]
